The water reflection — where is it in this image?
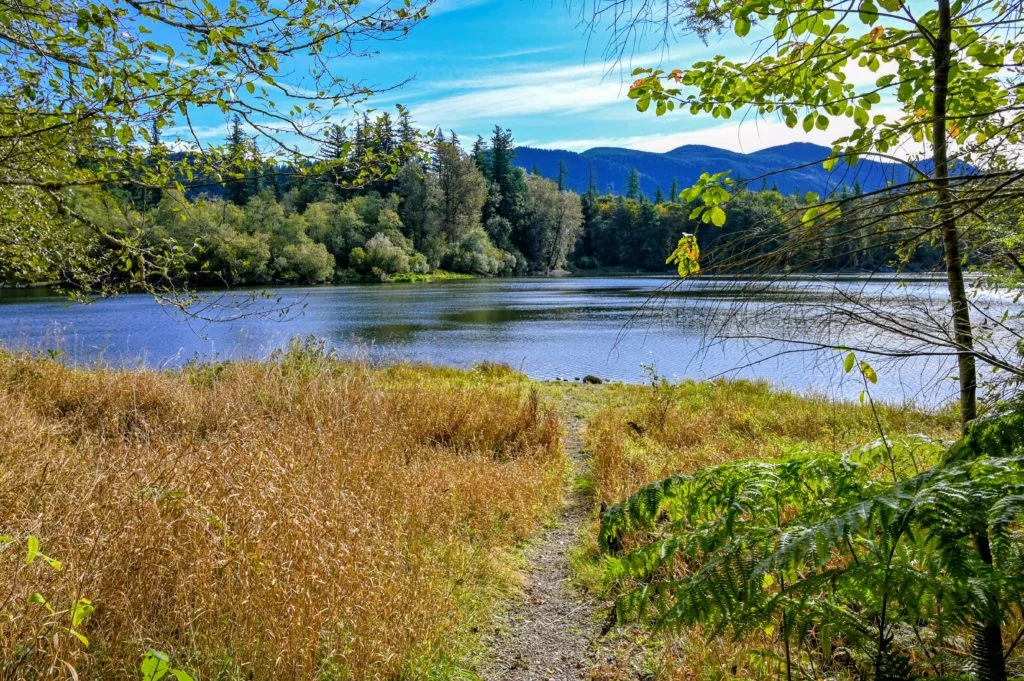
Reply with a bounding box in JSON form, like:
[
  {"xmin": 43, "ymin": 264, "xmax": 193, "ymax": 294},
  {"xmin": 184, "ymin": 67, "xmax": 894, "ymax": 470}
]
[{"xmin": 0, "ymin": 275, "xmax": 1018, "ymax": 408}]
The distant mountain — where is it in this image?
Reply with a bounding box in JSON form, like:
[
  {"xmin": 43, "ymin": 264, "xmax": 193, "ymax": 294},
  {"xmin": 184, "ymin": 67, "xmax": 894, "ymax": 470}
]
[{"xmin": 514, "ymin": 142, "xmax": 916, "ymax": 198}]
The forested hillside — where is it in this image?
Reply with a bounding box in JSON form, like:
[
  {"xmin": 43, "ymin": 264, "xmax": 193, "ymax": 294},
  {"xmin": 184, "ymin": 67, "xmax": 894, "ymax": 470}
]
[
  {"xmin": 3, "ymin": 114, "xmax": 952, "ymax": 290},
  {"xmin": 513, "ymin": 142, "xmax": 917, "ymax": 198}
]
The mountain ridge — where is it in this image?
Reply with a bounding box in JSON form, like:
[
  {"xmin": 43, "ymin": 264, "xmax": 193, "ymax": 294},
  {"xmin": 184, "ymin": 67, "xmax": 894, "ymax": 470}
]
[{"xmin": 514, "ymin": 142, "xmax": 912, "ymax": 198}]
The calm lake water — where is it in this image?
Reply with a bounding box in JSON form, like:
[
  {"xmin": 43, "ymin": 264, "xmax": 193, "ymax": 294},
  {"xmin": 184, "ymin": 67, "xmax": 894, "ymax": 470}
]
[{"xmin": 1, "ymin": 275, "xmax": 1018, "ymax": 407}]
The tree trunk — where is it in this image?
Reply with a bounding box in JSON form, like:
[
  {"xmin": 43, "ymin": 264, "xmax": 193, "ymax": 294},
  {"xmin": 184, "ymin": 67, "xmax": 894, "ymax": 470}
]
[
  {"xmin": 933, "ymin": 0, "xmax": 977, "ymax": 429},
  {"xmin": 933, "ymin": 2, "xmax": 1004, "ymax": 679}
]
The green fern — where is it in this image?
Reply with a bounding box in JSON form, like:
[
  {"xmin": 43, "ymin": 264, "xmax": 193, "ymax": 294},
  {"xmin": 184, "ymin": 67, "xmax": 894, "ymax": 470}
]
[{"xmin": 599, "ymin": 419, "xmax": 1024, "ymax": 679}]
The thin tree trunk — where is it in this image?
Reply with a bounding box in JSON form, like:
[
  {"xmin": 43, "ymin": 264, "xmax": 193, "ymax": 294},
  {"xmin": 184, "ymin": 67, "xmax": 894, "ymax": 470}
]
[
  {"xmin": 933, "ymin": 0, "xmax": 977, "ymax": 429},
  {"xmin": 933, "ymin": 3, "xmax": 1004, "ymax": 679}
]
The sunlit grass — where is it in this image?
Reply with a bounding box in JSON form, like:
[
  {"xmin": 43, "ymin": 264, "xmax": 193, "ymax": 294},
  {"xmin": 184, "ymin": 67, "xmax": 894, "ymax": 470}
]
[{"xmin": 0, "ymin": 345, "xmax": 564, "ymax": 680}]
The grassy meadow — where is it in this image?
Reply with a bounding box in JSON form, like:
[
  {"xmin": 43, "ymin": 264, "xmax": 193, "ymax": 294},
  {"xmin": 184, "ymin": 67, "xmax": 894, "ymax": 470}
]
[
  {"xmin": 0, "ymin": 346, "xmax": 563, "ymax": 680},
  {"xmin": 0, "ymin": 346, "xmax": 968, "ymax": 681}
]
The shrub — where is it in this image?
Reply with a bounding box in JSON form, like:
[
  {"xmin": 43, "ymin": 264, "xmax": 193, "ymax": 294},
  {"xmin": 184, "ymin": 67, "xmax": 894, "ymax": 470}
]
[{"xmin": 447, "ymin": 229, "xmax": 516, "ymax": 276}]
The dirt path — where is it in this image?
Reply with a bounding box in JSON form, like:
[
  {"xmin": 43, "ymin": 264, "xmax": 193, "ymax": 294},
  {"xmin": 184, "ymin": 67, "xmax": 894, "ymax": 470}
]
[{"xmin": 482, "ymin": 394, "xmax": 601, "ymax": 681}]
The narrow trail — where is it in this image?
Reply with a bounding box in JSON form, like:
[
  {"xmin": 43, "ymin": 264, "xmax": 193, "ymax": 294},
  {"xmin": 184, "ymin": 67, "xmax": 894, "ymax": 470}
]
[{"xmin": 482, "ymin": 395, "xmax": 601, "ymax": 681}]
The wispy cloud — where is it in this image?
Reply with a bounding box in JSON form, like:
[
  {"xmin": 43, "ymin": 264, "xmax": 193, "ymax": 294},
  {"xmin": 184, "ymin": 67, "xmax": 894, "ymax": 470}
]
[
  {"xmin": 405, "ymin": 51, "xmax": 688, "ymax": 128},
  {"xmin": 469, "ymin": 45, "xmax": 570, "ymax": 60},
  {"xmin": 427, "ymin": 0, "xmax": 495, "ymax": 16},
  {"xmin": 530, "ymin": 106, "xmax": 911, "ymax": 155}
]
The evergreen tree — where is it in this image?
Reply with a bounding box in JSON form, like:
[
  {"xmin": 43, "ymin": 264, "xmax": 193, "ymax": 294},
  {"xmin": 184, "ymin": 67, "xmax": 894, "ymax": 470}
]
[
  {"xmin": 226, "ymin": 114, "xmax": 253, "ymax": 206},
  {"xmin": 430, "ymin": 128, "xmax": 446, "ymax": 174},
  {"xmin": 654, "ymin": 186, "xmax": 665, "ymax": 204},
  {"xmin": 557, "ymin": 161, "xmax": 568, "ymax": 191},
  {"xmin": 489, "ymin": 125, "xmax": 522, "ymax": 224},
  {"xmin": 149, "ymin": 118, "xmax": 161, "ymax": 150},
  {"xmin": 396, "ymin": 107, "xmax": 417, "ymax": 165},
  {"xmin": 626, "ymin": 167, "xmax": 641, "ymax": 200},
  {"xmin": 670, "ymin": 177, "xmax": 679, "ymax": 203},
  {"xmin": 471, "ymin": 135, "xmax": 489, "ymax": 177},
  {"xmin": 320, "ymin": 124, "xmax": 349, "ymax": 161}
]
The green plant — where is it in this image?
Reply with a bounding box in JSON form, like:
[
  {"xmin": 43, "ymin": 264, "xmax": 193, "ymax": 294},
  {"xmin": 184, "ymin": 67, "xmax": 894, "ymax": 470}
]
[
  {"xmin": 639, "ymin": 363, "xmax": 674, "ymax": 432},
  {"xmin": 1, "ymin": 534, "xmax": 95, "ymax": 661},
  {"xmin": 140, "ymin": 649, "xmax": 195, "ymax": 681},
  {"xmin": 599, "ymin": 413, "xmax": 1024, "ymax": 680}
]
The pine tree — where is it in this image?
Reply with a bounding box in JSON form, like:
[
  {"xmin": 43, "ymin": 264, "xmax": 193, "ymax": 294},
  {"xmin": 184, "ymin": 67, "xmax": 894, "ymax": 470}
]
[
  {"xmin": 557, "ymin": 160, "xmax": 568, "ymax": 191},
  {"xmin": 374, "ymin": 112, "xmax": 395, "ymax": 156},
  {"xmin": 489, "ymin": 125, "xmax": 520, "ymax": 223},
  {"xmin": 397, "ymin": 107, "xmax": 417, "ymax": 164},
  {"xmin": 654, "ymin": 186, "xmax": 665, "ymax": 204},
  {"xmin": 670, "ymin": 177, "xmax": 679, "ymax": 203},
  {"xmin": 320, "ymin": 124, "xmax": 349, "ymax": 161},
  {"xmin": 471, "ymin": 135, "xmax": 489, "ymax": 177},
  {"xmin": 225, "ymin": 114, "xmax": 252, "ymax": 205},
  {"xmin": 149, "ymin": 118, "xmax": 161, "ymax": 150},
  {"xmin": 626, "ymin": 167, "xmax": 641, "ymax": 200},
  {"xmin": 430, "ymin": 128, "xmax": 446, "ymax": 174}
]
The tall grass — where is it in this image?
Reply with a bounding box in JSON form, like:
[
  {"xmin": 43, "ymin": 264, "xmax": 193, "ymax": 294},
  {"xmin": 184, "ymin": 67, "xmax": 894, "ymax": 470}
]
[
  {"xmin": 587, "ymin": 378, "xmax": 958, "ymax": 508},
  {"xmin": 0, "ymin": 345, "xmax": 563, "ymax": 679}
]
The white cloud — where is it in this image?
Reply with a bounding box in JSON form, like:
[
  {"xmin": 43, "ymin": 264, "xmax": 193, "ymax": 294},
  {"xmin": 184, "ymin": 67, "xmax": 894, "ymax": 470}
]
[
  {"xmin": 404, "ymin": 51, "xmax": 689, "ymax": 128},
  {"xmin": 427, "ymin": 0, "xmax": 495, "ymax": 16},
  {"xmin": 470, "ymin": 45, "xmax": 570, "ymax": 60},
  {"xmin": 532, "ymin": 106, "xmax": 911, "ymax": 155},
  {"xmin": 412, "ymin": 80, "xmax": 627, "ymax": 127}
]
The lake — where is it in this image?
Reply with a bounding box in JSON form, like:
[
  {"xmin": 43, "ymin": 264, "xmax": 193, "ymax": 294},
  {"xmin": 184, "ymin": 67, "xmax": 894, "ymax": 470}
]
[{"xmin": 1, "ymin": 275, "xmax": 1017, "ymax": 408}]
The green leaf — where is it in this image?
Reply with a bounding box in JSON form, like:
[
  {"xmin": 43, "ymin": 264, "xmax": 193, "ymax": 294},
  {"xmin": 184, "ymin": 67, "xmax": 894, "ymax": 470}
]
[
  {"xmin": 844, "ymin": 352, "xmax": 856, "ymax": 373},
  {"xmin": 245, "ymin": 81, "xmax": 255, "ymax": 95},
  {"xmin": 26, "ymin": 535, "xmax": 39, "ymax": 565},
  {"xmin": 666, "ymin": 234, "xmax": 701, "ymax": 277},
  {"xmin": 72, "ymin": 598, "xmax": 94, "ymax": 627},
  {"xmin": 860, "ymin": 361, "xmax": 878, "ymax": 383},
  {"xmin": 141, "ymin": 650, "xmax": 170, "ymax": 681},
  {"xmin": 709, "ymin": 206, "xmax": 726, "ymax": 227},
  {"xmin": 773, "ymin": 17, "xmax": 788, "ymax": 40},
  {"xmin": 735, "ymin": 16, "xmax": 751, "ymax": 36},
  {"xmin": 858, "ymin": 0, "xmax": 878, "ymax": 24}
]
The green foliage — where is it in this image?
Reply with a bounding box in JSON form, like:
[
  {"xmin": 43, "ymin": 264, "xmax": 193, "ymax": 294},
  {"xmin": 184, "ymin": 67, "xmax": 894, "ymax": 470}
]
[
  {"xmin": 0, "ymin": 0, "xmax": 433, "ymax": 296},
  {"xmin": 599, "ymin": 413, "xmax": 1024, "ymax": 679},
  {"xmin": 140, "ymin": 650, "xmax": 194, "ymax": 681}
]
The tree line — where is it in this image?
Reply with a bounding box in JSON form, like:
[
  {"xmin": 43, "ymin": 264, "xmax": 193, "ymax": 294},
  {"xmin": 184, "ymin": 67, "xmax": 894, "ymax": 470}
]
[
  {"xmin": 85, "ymin": 116, "xmax": 585, "ymax": 286},
  {"xmin": 2, "ymin": 110, "xmax": 955, "ymax": 290}
]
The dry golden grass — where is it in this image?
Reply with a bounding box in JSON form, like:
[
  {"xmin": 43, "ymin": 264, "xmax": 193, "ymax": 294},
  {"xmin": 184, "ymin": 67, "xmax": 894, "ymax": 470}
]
[
  {"xmin": 578, "ymin": 378, "xmax": 959, "ymax": 680},
  {"xmin": 586, "ymin": 378, "xmax": 958, "ymax": 508},
  {"xmin": 0, "ymin": 347, "xmax": 563, "ymax": 680}
]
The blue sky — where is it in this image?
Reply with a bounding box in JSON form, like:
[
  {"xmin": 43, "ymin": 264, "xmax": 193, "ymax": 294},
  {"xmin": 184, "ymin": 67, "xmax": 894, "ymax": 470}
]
[
  {"xmin": 342, "ymin": 0, "xmax": 867, "ymax": 153},
  {"xmin": 169, "ymin": 0, "xmax": 871, "ymax": 154}
]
